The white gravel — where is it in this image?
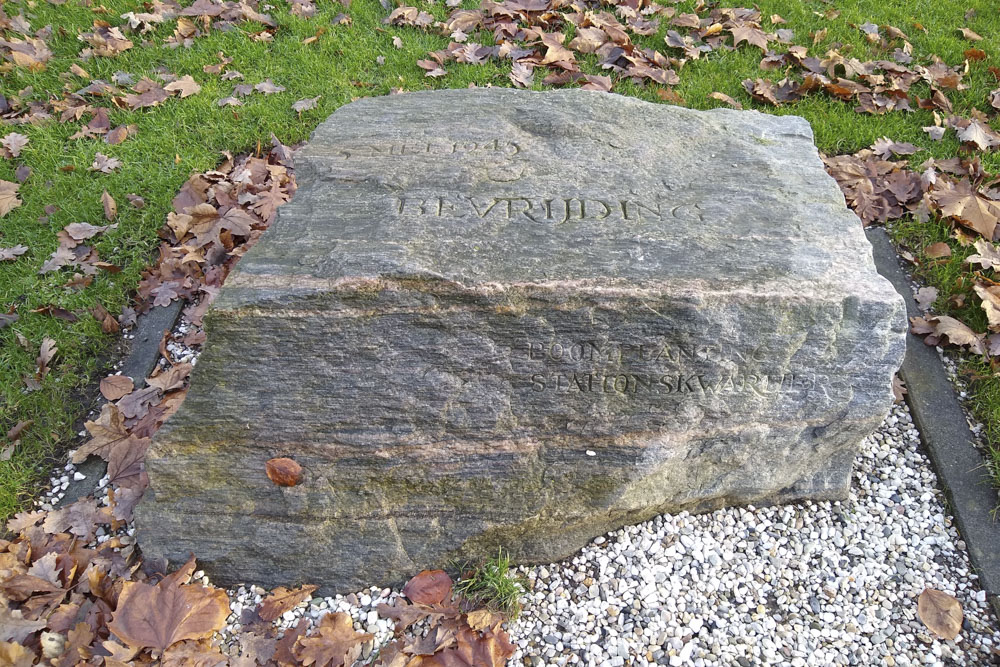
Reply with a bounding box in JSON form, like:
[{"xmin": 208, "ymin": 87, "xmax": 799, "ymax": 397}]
[{"xmin": 215, "ymin": 402, "xmax": 999, "ymax": 666}]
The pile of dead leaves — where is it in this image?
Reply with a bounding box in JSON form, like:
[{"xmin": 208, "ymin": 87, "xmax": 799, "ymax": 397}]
[
  {"xmin": 391, "ymin": 0, "xmax": 787, "ymax": 96},
  {"xmin": 823, "ymin": 143, "xmax": 1000, "ymax": 361},
  {"xmin": 741, "ymin": 22, "xmax": 1000, "ymax": 125}
]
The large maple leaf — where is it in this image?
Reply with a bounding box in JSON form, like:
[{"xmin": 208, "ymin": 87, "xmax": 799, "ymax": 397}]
[{"xmin": 109, "ymin": 567, "xmax": 229, "ymax": 653}]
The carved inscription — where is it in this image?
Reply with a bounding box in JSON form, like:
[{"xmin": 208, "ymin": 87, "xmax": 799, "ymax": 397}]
[
  {"xmin": 393, "ymin": 196, "xmax": 703, "ymax": 223},
  {"xmin": 335, "ymin": 139, "xmax": 520, "ymax": 159},
  {"xmin": 521, "ymin": 340, "xmax": 830, "ymax": 399}
]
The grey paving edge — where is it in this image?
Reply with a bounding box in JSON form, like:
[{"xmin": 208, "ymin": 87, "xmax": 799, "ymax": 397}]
[
  {"xmin": 59, "ymin": 301, "xmax": 183, "ymax": 508},
  {"xmin": 866, "ymin": 227, "xmax": 1000, "ymax": 621}
]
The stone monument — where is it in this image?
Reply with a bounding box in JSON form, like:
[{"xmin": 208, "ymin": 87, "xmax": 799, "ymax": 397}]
[{"xmin": 136, "ymin": 89, "xmax": 906, "ymax": 593}]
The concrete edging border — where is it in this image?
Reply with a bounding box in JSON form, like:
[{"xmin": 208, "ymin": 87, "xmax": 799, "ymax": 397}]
[
  {"xmin": 58, "ymin": 300, "xmax": 184, "ymax": 507},
  {"xmin": 867, "ymin": 227, "xmax": 1000, "ymax": 622}
]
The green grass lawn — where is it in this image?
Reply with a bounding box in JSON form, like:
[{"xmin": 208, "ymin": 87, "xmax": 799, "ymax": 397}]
[{"xmin": 1, "ymin": 0, "xmax": 999, "ymax": 521}]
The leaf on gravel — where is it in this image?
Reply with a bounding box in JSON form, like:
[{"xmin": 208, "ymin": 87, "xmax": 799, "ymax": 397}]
[
  {"xmin": 915, "ymin": 286, "xmax": 938, "ymax": 311},
  {"xmin": 917, "ymin": 588, "xmax": 963, "ymax": 640},
  {"xmin": 274, "ymin": 618, "xmax": 310, "ymax": 665},
  {"xmin": 295, "ymin": 612, "xmax": 372, "ymax": 667},
  {"xmin": 164, "ymin": 75, "xmax": 202, "ymax": 98},
  {"xmin": 258, "ymin": 585, "xmax": 318, "ymax": 622},
  {"xmin": 0, "ymin": 180, "xmax": 23, "ymax": 217},
  {"xmin": 100, "ymin": 375, "xmax": 134, "ymax": 401},
  {"xmin": 265, "ymin": 457, "xmax": 302, "ymax": 487},
  {"xmin": 109, "ymin": 567, "xmax": 230, "ymax": 653},
  {"xmin": 403, "ymin": 569, "xmax": 452, "ymax": 605},
  {"xmin": 1, "ymin": 132, "xmax": 29, "ymax": 158},
  {"xmin": 0, "ymin": 245, "xmax": 28, "ymax": 261}
]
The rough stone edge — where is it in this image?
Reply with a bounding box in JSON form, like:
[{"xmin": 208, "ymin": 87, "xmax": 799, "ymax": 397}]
[
  {"xmin": 59, "ymin": 301, "xmax": 184, "ymax": 508},
  {"xmin": 866, "ymin": 227, "xmax": 1000, "ymax": 622}
]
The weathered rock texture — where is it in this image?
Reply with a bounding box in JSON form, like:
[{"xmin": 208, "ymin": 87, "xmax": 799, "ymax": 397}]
[{"xmin": 136, "ymin": 89, "xmax": 906, "ymax": 593}]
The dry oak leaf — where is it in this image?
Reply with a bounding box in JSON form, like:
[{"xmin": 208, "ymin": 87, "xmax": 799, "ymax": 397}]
[
  {"xmin": 109, "ymin": 571, "xmax": 230, "ymax": 653},
  {"xmin": 0, "ymin": 244, "xmax": 29, "ymax": 261},
  {"xmin": 255, "ymin": 79, "xmax": 286, "ymax": 94},
  {"xmin": 966, "ymin": 238, "xmax": 1000, "ymax": 269},
  {"xmin": 258, "ymin": 584, "xmax": 318, "ymax": 622},
  {"xmin": 0, "ymin": 607, "xmax": 47, "ymax": 642},
  {"xmin": 146, "ymin": 363, "xmax": 192, "ymax": 392},
  {"xmin": 100, "ymin": 375, "xmax": 134, "ymax": 401},
  {"xmin": 2, "ymin": 132, "xmax": 29, "ymax": 158},
  {"xmin": 295, "ymin": 612, "xmax": 373, "ymax": 667},
  {"xmin": 0, "ymin": 180, "xmax": 23, "ymax": 217},
  {"xmin": 510, "ymin": 61, "xmax": 534, "ymax": 89},
  {"xmin": 42, "ymin": 497, "xmax": 103, "ymax": 541},
  {"xmin": 915, "ymin": 286, "xmax": 938, "ymax": 311},
  {"xmin": 91, "ymin": 152, "xmax": 123, "ymax": 173},
  {"xmin": 403, "ymin": 569, "xmax": 452, "ymax": 605},
  {"xmin": 0, "ymin": 641, "xmax": 36, "ymax": 667},
  {"xmin": 265, "ymin": 457, "xmax": 302, "ymax": 486},
  {"xmin": 917, "ymin": 588, "xmax": 963, "ymax": 640}
]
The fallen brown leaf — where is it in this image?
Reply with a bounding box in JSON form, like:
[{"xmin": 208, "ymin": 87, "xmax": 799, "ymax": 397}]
[
  {"xmin": 100, "ymin": 375, "xmax": 134, "ymax": 401},
  {"xmin": 917, "ymin": 588, "xmax": 963, "ymax": 640},
  {"xmin": 258, "ymin": 584, "xmax": 318, "ymax": 622},
  {"xmin": 109, "ymin": 566, "xmax": 230, "ymax": 653},
  {"xmin": 403, "ymin": 569, "xmax": 452, "ymax": 605}
]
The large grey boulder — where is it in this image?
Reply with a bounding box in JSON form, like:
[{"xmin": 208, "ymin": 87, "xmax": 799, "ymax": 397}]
[{"xmin": 136, "ymin": 89, "xmax": 906, "ymax": 593}]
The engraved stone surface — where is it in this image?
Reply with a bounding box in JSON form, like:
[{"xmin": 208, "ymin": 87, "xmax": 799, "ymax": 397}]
[{"xmin": 136, "ymin": 89, "xmax": 907, "ymax": 593}]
